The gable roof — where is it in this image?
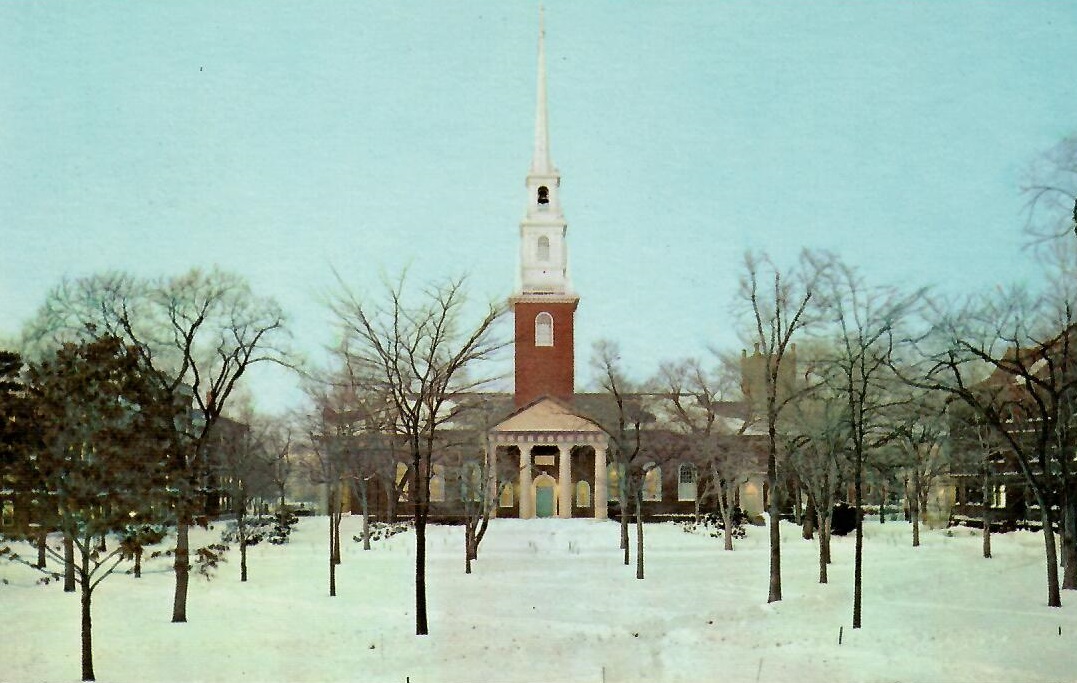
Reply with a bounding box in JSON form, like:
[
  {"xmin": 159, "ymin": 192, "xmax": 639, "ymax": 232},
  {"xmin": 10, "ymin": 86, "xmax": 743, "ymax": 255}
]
[{"xmin": 491, "ymin": 395, "xmax": 607, "ymax": 434}]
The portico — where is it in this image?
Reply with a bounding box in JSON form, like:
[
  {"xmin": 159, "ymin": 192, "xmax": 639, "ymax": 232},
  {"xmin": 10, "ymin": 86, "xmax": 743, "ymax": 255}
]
[{"xmin": 488, "ymin": 397, "xmax": 608, "ymax": 520}]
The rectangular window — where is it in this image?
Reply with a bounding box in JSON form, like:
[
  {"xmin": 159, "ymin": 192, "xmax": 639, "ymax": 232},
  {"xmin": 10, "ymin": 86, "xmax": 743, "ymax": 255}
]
[{"xmin": 991, "ymin": 484, "xmax": 1007, "ymax": 509}]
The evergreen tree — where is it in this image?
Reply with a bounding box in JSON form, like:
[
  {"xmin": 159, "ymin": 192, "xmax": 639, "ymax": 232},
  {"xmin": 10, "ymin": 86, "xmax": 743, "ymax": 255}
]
[{"xmin": 24, "ymin": 336, "xmax": 179, "ymax": 681}]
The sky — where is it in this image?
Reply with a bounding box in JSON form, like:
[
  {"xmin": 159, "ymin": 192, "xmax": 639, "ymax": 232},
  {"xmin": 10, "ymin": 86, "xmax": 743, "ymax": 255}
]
[{"xmin": 2, "ymin": 1, "xmax": 1076, "ymax": 414}]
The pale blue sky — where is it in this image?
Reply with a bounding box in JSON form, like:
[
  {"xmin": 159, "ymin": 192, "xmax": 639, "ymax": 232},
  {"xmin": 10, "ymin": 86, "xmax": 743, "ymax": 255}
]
[{"xmin": 2, "ymin": 1, "xmax": 1076, "ymax": 413}]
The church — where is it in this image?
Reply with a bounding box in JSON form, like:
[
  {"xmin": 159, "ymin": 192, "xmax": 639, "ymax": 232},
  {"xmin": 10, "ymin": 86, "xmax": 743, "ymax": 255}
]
[{"xmin": 401, "ymin": 15, "xmax": 770, "ymax": 524}]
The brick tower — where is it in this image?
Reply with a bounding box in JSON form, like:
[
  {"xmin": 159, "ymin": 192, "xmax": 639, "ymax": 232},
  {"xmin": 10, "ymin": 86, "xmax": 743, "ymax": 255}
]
[{"xmin": 512, "ymin": 10, "xmax": 578, "ymax": 408}]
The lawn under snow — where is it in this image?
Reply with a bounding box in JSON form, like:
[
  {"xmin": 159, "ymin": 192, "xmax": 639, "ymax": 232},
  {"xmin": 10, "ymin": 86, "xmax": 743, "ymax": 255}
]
[{"xmin": 2, "ymin": 516, "xmax": 1076, "ymax": 683}]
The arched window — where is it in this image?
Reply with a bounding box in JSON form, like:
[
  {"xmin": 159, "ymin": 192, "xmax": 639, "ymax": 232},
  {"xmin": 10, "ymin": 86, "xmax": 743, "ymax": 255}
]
[
  {"xmin": 396, "ymin": 462, "xmax": 410, "ymax": 501},
  {"xmin": 459, "ymin": 461, "xmax": 482, "ymax": 502},
  {"xmin": 576, "ymin": 481, "xmax": 591, "ymax": 508},
  {"xmin": 537, "ymin": 236, "xmax": 550, "ymax": 261},
  {"xmin": 535, "ymin": 312, "xmax": 553, "ymax": 347},
  {"xmin": 537, "ymin": 185, "xmax": 549, "ymax": 205},
  {"xmin": 499, "ymin": 483, "xmax": 514, "ymax": 508},
  {"xmin": 430, "ymin": 465, "xmax": 445, "ymax": 503},
  {"xmin": 991, "ymin": 484, "xmax": 1007, "ymax": 509},
  {"xmin": 678, "ymin": 463, "xmax": 698, "ymax": 501},
  {"xmin": 607, "ymin": 463, "xmax": 623, "ymax": 501},
  {"xmin": 643, "ymin": 463, "xmax": 662, "ymax": 501}
]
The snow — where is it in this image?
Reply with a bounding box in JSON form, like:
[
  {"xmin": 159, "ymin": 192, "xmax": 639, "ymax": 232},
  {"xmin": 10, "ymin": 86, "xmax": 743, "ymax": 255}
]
[{"xmin": 3, "ymin": 517, "xmax": 1076, "ymax": 683}]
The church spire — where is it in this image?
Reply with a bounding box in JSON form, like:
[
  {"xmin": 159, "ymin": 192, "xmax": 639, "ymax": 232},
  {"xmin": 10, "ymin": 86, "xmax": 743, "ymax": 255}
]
[{"xmin": 531, "ymin": 6, "xmax": 553, "ymax": 175}]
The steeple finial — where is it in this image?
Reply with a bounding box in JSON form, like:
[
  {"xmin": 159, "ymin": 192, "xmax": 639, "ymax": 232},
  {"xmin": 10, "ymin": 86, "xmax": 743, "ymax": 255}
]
[{"xmin": 531, "ymin": 5, "xmax": 553, "ymax": 175}]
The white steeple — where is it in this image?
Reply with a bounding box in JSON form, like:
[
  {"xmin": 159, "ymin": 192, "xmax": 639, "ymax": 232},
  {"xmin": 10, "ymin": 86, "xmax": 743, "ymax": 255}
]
[
  {"xmin": 531, "ymin": 6, "xmax": 553, "ymax": 176},
  {"xmin": 518, "ymin": 6, "xmax": 574, "ymax": 298}
]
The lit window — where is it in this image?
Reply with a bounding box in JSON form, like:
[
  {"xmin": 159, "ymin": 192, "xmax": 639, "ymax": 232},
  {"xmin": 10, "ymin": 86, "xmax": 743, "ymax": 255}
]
[
  {"xmin": 576, "ymin": 481, "xmax": 590, "ymax": 508},
  {"xmin": 537, "ymin": 236, "xmax": 550, "ymax": 261},
  {"xmin": 535, "ymin": 313, "xmax": 553, "ymax": 347},
  {"xmin": 991, "ymin": 484, "xmax": 1007, "ymax": 509},
  {"xmin": 499, "ymin": 484, "xmax": 514, "ymax": 508},
  {"xmin": 643, "ymin": 463, "xmax": 662, "ymax": 501},
  {"xmin": 678, "ymin": 464, "xmax": 697, "ymax": 501},
  {"xmin": 397, "ymin": 462, "xmax": 409, "ymax": 501},
  {"xmin": 607, "ymin": 463, "xmax": 623, "ymax": 501},
  {"xmin": 430, "ymin": 465, "xmax": 445, "ymax": 503}
]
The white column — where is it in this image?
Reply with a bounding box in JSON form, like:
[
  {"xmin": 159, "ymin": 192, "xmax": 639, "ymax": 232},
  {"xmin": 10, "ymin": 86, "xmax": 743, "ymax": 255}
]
[
  {"xmin": 519, "ymin": 444, "xmax": 532, "ymax": 519},
  {"xmin": 594, "ymin": 444, "xmax": 608, "ymax": 520},
  {"xmin": 558, "ymin": 446, "xmax": 572, "ymax": 519}
]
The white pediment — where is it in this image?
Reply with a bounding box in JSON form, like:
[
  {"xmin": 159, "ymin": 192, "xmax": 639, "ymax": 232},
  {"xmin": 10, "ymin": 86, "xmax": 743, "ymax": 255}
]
[{"xmin": 492, "ymin": 397, "xmax": 604, "ymax": 434}]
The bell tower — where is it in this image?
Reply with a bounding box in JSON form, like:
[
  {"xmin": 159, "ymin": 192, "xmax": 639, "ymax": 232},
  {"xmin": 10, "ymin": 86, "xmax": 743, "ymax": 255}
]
[{"xmin": 512, "ymin": 9, "xmax": 579, "ymax": 408}]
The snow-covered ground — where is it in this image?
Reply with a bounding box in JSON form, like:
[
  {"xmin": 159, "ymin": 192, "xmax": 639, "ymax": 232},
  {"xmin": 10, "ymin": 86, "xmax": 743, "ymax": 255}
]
[{"xmin": 2, "ymin": 516, "xmax": 1075, "ymax": 683}]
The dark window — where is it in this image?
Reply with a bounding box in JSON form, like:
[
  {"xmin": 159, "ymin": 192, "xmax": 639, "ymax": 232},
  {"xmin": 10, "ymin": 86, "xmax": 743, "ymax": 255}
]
[{"xmin": 537, "ymin": 186, "xmax": 549, "ymax": 204}]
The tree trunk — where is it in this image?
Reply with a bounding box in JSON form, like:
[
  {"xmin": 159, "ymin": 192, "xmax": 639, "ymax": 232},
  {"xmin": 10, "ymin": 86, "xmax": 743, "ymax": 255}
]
[
  {"xmin": 1062, "ymin": 497, "xmax": 1076, "ymax": 590},
  {"xmin": 818, "ymin": 523, "xmax": 828, "ymax": 584},
  {"xmin": 982, "ymin": 475, "xmax": 993, "ymax": 560},
  {"xmin": 620, "ymin": 485, "xmax": 630, "ymax": 565},
  {"xmin": 1042, "ymin": 508, "xmax": 1062, "ymax": 607},
  {"xmin": 822, "ymin": 510, "xmax": 831, "ymax": 564},
  {"xmin": 328, "ymin": 507, "xmax": 336, "ymax": 597},
  {"xmin": 853, "ymin": 450, "xmax": 864, "ymax": 629},
  {"xmin": 465, "ymin": 524, "xmax": 474, "ymax": 575},
  {"xmin": 362, "ymin": 487, "xmax": 371, "ymax": 551},
  {"xmin": 332, "ymin": 511, "xmax": 342, "ymax": 566},
  {"xmin": 911, "ymin": 468, "xmax": 921, "ymax": 548},
  {"xmin": 635, "ymin": 488, "xmax": 644, "ymax": 580},
  {"xmin": 80, "ymin": 581, "xmax": 94, "ymax": 681},
  {"xmin": 134, "ymin": 547, "xmax": 142, "ymax": 579},
  {"xmin": 172, "ymin": 521, "xmax": 190, "ymax": 622},
  {"xmin": 879, "ymin": 481, "xmax": 887, "ymax": 524},
  {"xmin": 64, "ymin": 533, "xmax": 76, "ymax": 593},
  {"xmin": 238, "ymin": 503, "xmax": 248, "ymax": 583},
  {"xmin": 792, "ymin": 486, "xmax": 803, "ymax": 526},
  {"xmin": 36, "ymin": 529, "xmax": 47, "ymax": 569},
  {"xmin": 717, "ymin": 486, "xmax": 734, "ymax": 551},
  {"xmin": 822, "ymin": 512, "xmax": 833, "ymax": 565},
  {"xmin": 415, "ymin": 451, "xmax": 429, "ymax": 636},
  {"xmin": 802, "ymin": 497, "xmax": 815, "ymax": 541},
  {"xmin": 767, "ymin": 424, "xmax": 782, "ymax": 603}
]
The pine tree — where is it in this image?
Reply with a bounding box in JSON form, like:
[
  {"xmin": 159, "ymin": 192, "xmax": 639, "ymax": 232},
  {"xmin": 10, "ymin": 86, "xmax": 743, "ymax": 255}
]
[{"xmin": 24, "ymin": 336, "xmax": 179, "ymax": 681}]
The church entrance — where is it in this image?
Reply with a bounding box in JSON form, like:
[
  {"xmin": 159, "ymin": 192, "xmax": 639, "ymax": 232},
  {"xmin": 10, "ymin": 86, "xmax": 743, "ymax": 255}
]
[{"xmin": 535, "ymin": 477, "xmax": 556, "ymax": 517}]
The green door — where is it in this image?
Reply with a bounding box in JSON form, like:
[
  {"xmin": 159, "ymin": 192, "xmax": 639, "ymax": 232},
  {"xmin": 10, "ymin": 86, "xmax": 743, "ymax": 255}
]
[{"xmin": 535, "ymin": 486, "xmax": 555, "ymax": 518}]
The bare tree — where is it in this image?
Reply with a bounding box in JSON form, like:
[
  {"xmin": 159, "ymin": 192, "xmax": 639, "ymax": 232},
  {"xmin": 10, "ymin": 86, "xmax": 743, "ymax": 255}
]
[
  {"xmin": 450, "ymin": 395, "xmax": 516, "ymax": 574},
  {"xmin": 904, "ymin": 273, "xmax": 1077, "ymax": 607},
  {"xmin": 331, "ymin": 274, "xmax": 505, "ymax": 635},
  {"xmin": 654, "ymin": 355, "xmax": 757, "ymax": 551},
  {"xmin": 214, "ymin": 413, "xmax": 276, "ymax": 582},
  {"xmin": 739, "ymin": 250, "xmax": 822, "ymax": 603},
  {"xmin": 1022, "ymin": 135, "xmax": 1077, "ymax": 243},
  {"xmin": 887, "ymin": 386, "xmax": 949, "ymax": 548},
  {"xmin": 303, "ymin": 395, "xmax": 351, "ymax": 597},
  {"xmin": 815, "ymin": 256, "xmax": 920, "ymax": 629},
  {"xmin": 22, "ymin": 268, "xmax": 289, "ymax": 622},
  {"xmin": 591, "ymin": 339, "xmax": 652, "ymax": 579},
  {"xmin": 783, "ymin": 381, "xmax": 849, "ymax": 584}
]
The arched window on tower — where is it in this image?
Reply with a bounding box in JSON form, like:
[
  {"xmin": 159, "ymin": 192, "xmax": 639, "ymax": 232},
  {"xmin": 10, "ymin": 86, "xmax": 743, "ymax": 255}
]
[
  {"xmin": 537, "ymin": 185, "xmax": 549, "ymax": 205},
  {"xmin": 535, "ymin": 312, "xmax": 553, "ymax": 347},
  {"xmin": 537, "ymin": 236, "xmax": 550, "ymax": 261}
]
